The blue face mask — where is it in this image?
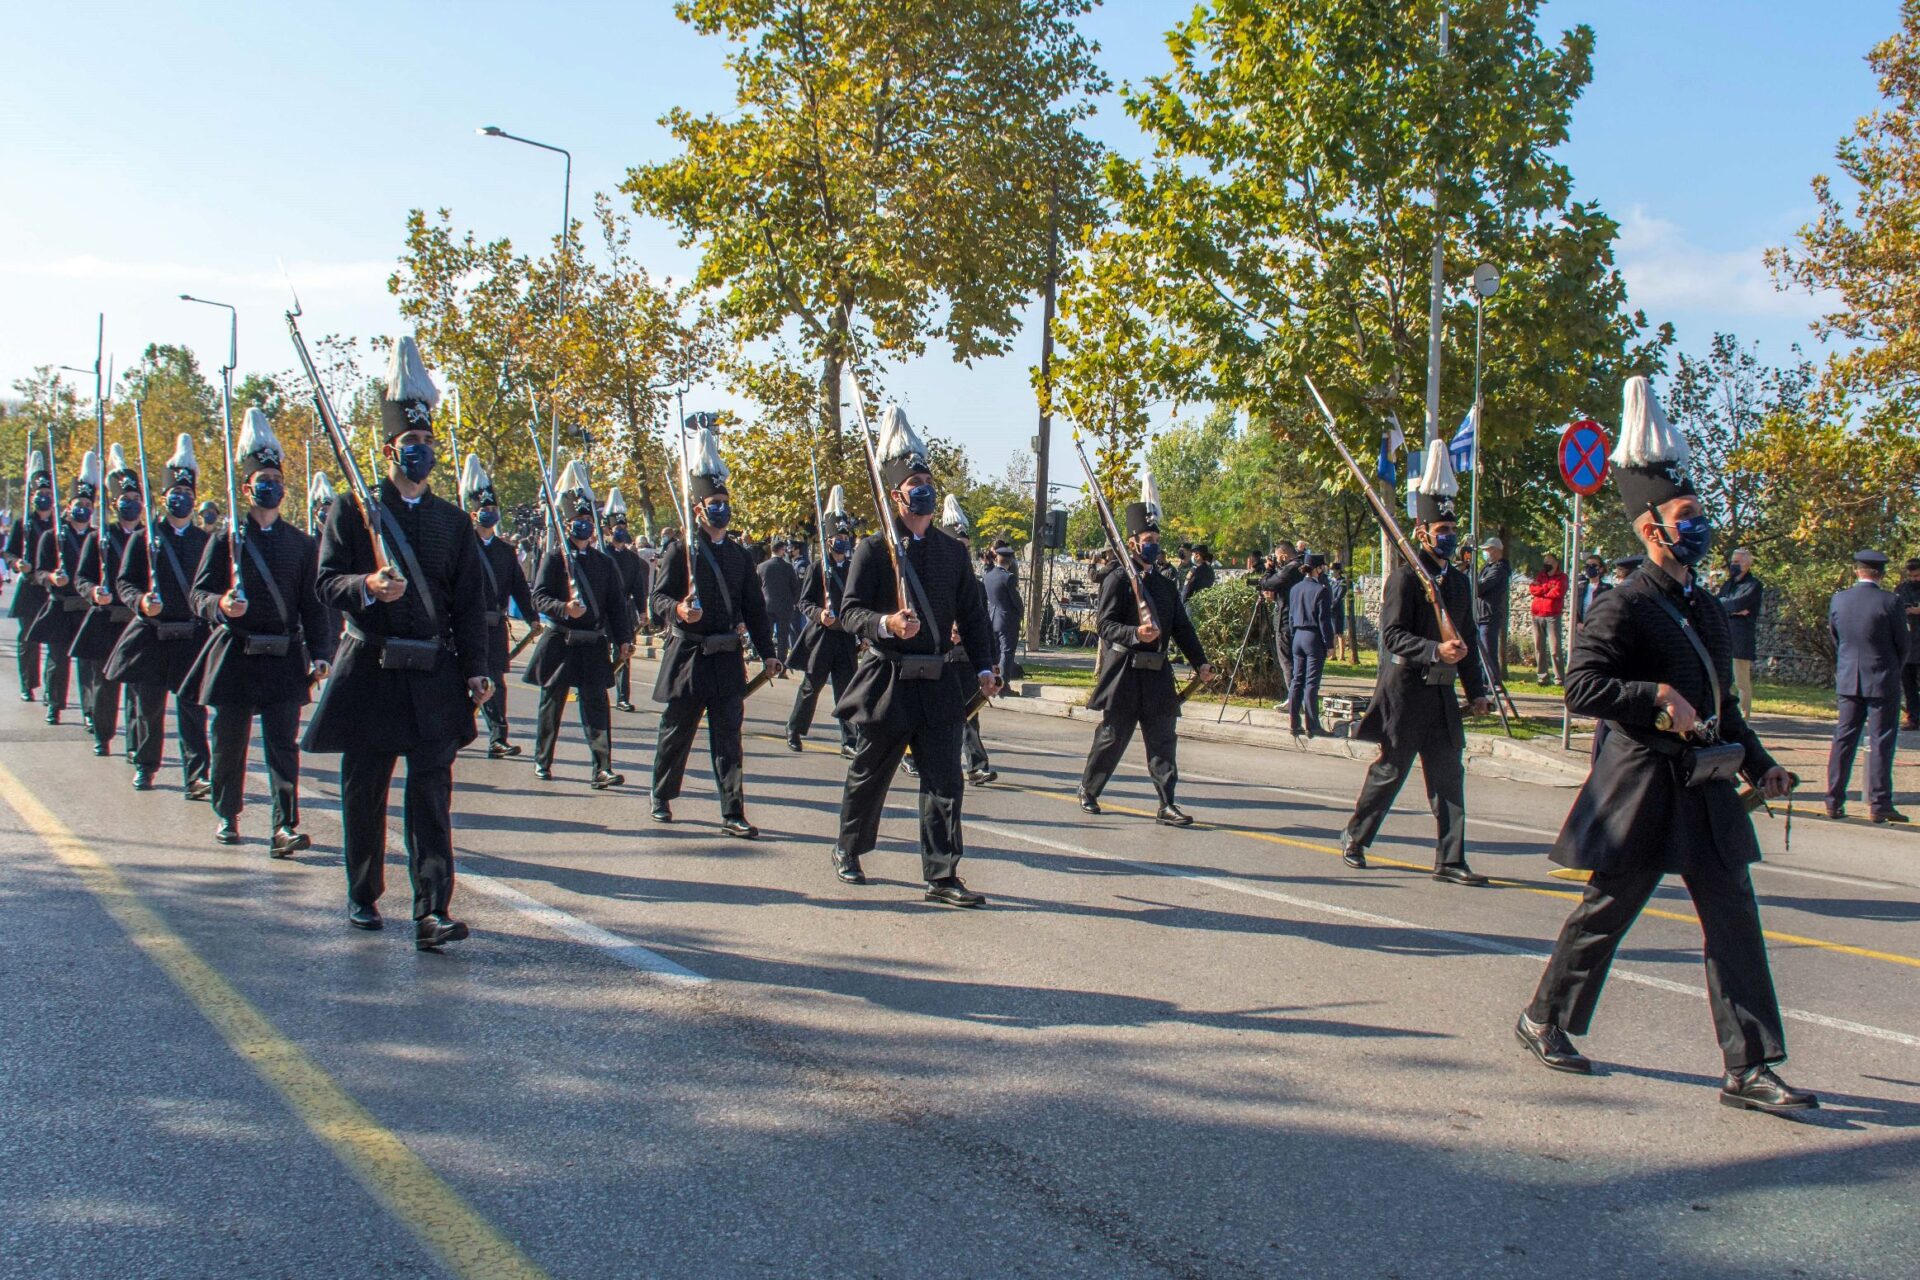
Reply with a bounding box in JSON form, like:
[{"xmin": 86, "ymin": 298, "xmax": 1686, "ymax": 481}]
[
  {"xmin": 1137, "ymin": 540, "xmax": 1163, "ymax": 563},
  {"xmin": 903, "ymin": 484, "xmax": 937, "ymax": 517},
  {"xmin": 166, "ymin": 491, "xmax": 194, "ymax": 519},
  {"xmin": 251, "ymin": 479, "xmax": 284, "ymax": 510},
  {"xmin": 477, "ymin": 508, "xmax": 500, "ymax": 529},
  {"xmin": 1431, "ymin": 532, "xmax": 1458, "ymax": 561},
  {"xmin": 1659, "ymin": 515, "xmax": 1714, "ymax": 566},
  {"xmin": 70, "ymin": 503, "xmax": 93, "ymax": 525},
  {"xmin": 569, "ymin": 518, "xmax": 594, "ymax": 542},
  {"xmin": 117, "ymin": 496, "xmax": 143, "ymax": 523},
  {"xmin": 33, "ymin": 492, "xmax": 51, "ymax": 513},
  {"xmin": 831, "ymin": 537, "xmax": 850, "ymax": 556},
  {"xmin": 394, "ymin": 441, "xmax": 435, "ymax": 483},
  {"xmin": 704, "ymin": 502, "xmax": 732, "ymax": 529}
]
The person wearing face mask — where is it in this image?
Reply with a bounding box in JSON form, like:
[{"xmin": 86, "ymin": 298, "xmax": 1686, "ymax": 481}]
[
  {"xmin": 1075, "ymin": 483, "xmax": 1212, "ymax": 825},
  {"xmin": 106, "ymin": 434, "xmax": 212, "ymax": 794},
  {"xmin": 69, "ymin": 445, "xmax": 145, "ymax": 757},
  {"xmin": 1518, "ymin": 375, "xmax": 1809, "ymax": 1115},
  {"xmin": 786, "ymin": 487, "xmax": 861, "ymax": 758},
  {"xmin": 199, "ymin": 502, "xmax": 222, "ymax": 536},
  {"xmin": 185, "ymin": 409, "xmax": 333, "ymax": 856},
  {"xmin": 758, "ymin": 534, "xmax": 801, "ymax": 669},
  {"xmin": 7, "ymin": 451, "xmax": 57, "ymax": 707},
  {"xmin": 525, "ymin": 463, "xmax": 636, "ymax": 793},
  {"xmin": 1573, "ymin": 553, "xmax": 1611, "ymax": 632},
  {"xmin": 1286, "ymin": 552, "xmax": 1336, "ymax": 738},
  {"xmin": 460, "ymin": 456, "xmax": 537, "ymax": 757},
  {"xmin": 827, "ymin": 406, "xmax": 1000, "ymax": 904},
  {"xmin": 1824, "ymin": 549, "xmax": 1909, "ymax": 824},
  {"xmin": 602, "ymin": 492, "xmax": 648, "ymax": 712},
  {"xmin": 648, "ymin": 426, "xmax": 779, "ymax": 836},
  {"xmin": 1338, "ymin": 441, "xmax": 1491, "ymax": 885},
  {"xmin": 27, "ymin": 451, "xmax": 103, "ymax": 727},
  {"xmin": 307, "ymin": 474, "xmax": 343, "ymax": 654}
]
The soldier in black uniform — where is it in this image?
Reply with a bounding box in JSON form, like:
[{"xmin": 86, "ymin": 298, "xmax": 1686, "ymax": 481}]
[
  {"xmin": 603, "ymin": 490, "xmax": 647, "ymax": 712},
  {"xmin": 939, "ymin": 495, "xmax": 998, "ymax": 786},
  {"xmin": 71, "ymin": 445, "xmax": 143, "ymax": 757},
  {"xmin": 829, "ymin": 405, "xmax": 1000, "ymax": 905},
  {"xmin": 305, "ymin": 338, "xmax": 493, "ymax": 948},
  {"xmin": 649, "ymin": 426, "xmax": 779, "ymax": 835},
  {"xmin": 107, "ymin": 434, "xmax": 211, "ymax": 794},
  {"xmin": 1339, "ymin": 442, "xmax": 1492, "ymax": 884},
  {"xmin": 186, "ymin": 409, "xmax": 333, "ymax": 854},
  {"xmin": 786, "ymin": 486, "xmax": 860, "ymax": 758},
  {"xmin": 1517, "ymin": 375, "xmax": 1810, "ymax": 1114},
  {"xmin": 27, "ymin": 451, "xmax": 100, "ymax": 726},
  {"xmin": 1076, "ymin": 491, "xmax": 1211, "ymax": 825},
  {"xmin": 306, "ymin": 473, "xmax": 344, "ymax": 655},
  {"xmin": 526, "ymin": 462, "xmax": 634, "ymax": 790},
  {"xmin": 461, "ymin": 454, "xmax": 537, "ymax": 759},
  {"xmin": 7, "ymin": 449, "xmax": 55, "ymax": 705}
]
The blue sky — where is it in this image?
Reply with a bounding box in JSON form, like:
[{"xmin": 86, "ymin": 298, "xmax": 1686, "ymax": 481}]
[{"xmin": 0, "ymin": 0, "xmax": 1896, "ymax": 480}]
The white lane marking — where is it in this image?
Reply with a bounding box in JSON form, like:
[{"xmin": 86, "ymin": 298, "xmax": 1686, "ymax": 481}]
[{"xmin": 971, "ymin": 820, "xmax": 1920, "ymax": 1051}]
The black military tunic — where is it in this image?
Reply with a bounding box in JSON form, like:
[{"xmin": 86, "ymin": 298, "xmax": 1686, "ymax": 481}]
[
  {"xmin": 26, "ymin": 522, "xmax": 90, "ymax": 715},
  {"xmin": 474, "ymin": 531, "xmax": 536, "ymax": 750},
  {"xmin": 524, "ymin": 541, "xmax": 634, "ymax": 777},
  {"xmin": 6, "ymin": 512, "xmax": 54, "ymax": 700},
  {"xmin": 607, "ymin": 543, "xmax": 648, "ymax": 706},
  {"xmin": 72, "ymin": 522, "xmax": 140, "ymax": 750},
  {"xmin": 106, "ymin": 519, "xmax": 211, "ymax": 785},
  {"xmin": 1079, "ymin": 565, "xmax": 1206, "ymax": 807},
  {"xmin": 786, "ymin": 551, "xmax": 859, "ymax": 747}
]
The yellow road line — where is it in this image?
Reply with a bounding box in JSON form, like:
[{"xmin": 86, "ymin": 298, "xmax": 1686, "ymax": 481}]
[{"xmin": 0, "ymin": 764, "xmax": 549, "ymax": 1280}]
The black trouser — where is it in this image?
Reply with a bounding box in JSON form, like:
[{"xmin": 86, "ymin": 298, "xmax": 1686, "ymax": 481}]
[
  {"xmin": 130, "ymin": 682, "xmax": 209, "ymax": 783},
  {"xmin": 340, "ymin": 737, "xmax": 459, "ymax": 920},
  {"xmin": 480, "ymin": 672, "xmax": 512, "ymax": 748},
  {"xmin": 652, "ymin": 691, "xmax": 745, "ymax": 818},
  {"xmin": 1343, "ymin": 732, "xmax": 1467, "ymax": 868},
  {"xmin": 1080, "ymin": 705, "xmax": 1179, "ymax": 807},
  {"xmin": 1477, "ymin": 619, "xmax": 1507, "ymax": 682},
  {"xmin": 76, "ymin": 655, "xmax": 99, "ymax": 722},
  {"xmin": 1828, "ymin": 693, "xmax": 1900, "ymax": 815},
  {"xmin": 837, "ymin": 716, "xmax": 965, "ymax": 881},
  {"xmin": 17, "ymin": 630, "xmax": 40, "ymax": 697},
  {"xmin": 963, "ymin": 717, "xmax": 991, "ymax": 774},
  {"xmin": 85, "ymin": 664, "xmax": 128, "ymax": 750},
  {"xmin": 210, "ymin": 701, "xmax": 301, "ymax": 829},
  {"xmin": 1528, "ymin": 857, "xmax": 1785, "ymax": 1073},
  {"xmin": 613, "ymin": 659, "xmax": 633, "ymax": 705},
  {"xmin": 43, "ymin": 642, "xmax": 71, "ymax": 711},
  {"xmin": 1289, "ymin": 632, "xmax": 1327, "ymax": 736},
  {"xmin": 1271, "ymin": 608, "xmax": 1293, "ymax": 694},
  {"xmin": 535, "ymin": 683, "xmax": 614, "ymax": 775},
  {"xmin": 1902, "ymin": 663, "xmax": 1920, "ymax": 725},
  {"xmin": 787, "ymin": 662, "xmax": 856, "ymax": 747}
]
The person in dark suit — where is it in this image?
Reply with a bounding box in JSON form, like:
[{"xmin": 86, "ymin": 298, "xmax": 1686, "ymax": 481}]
[
  {"xmin": 1518, "ymin": 377, "xmax": 1809, "ymax": 1114},
  {"xmin": 1339, "ymin": 445, "xmax": 1490, "ymax": 883},
  {"xmin": 306, "ymin": 340, "xmax": 493, "ymax": 948},
  {"xmin": 1826, "ymin": 549, "xmax": 1909, "ymax": 822},
  {"xmin": 983, "ymin": 545, "xmax": 1023, "ymax": 683},
  {"xmin": 71, "ymin": 445, "xmax": 144, "ymax": 757},
  {"xmin": 305, "ymin": 475, "xmax": 344, "ymax": 656},
  {"xmin": 27, "ymin": 452, "xmax": 102, "ymax": 727},
  {"xmin": 462, "ymin": 455, "xmax": 537, "ymax": 757},
  {"xmin": 649, "ymin": 427, "xmax": 779, "ymax": 836},
  {"xmin": 1894, "ymin": 558, "xmax": 1920, "ymax": 729},
  {"xmin": 107, "ymin": 434, "xmax": 211, "ymax": 794},
  {"xmin": 185, "ymin": 410, "xmax": 334, "ymax": 855},
  {"xmin": 1474, "ymin": 536, "xmax": 1511, "ymax": 681},
  {"xmin": 525, "ymin": 465, "xmax": 635, "ymax": 791},
  {"xmin": 936, "ymin": 495, "xmax": 996, "ymax": 785},
  {"xmin": 1288, "ymin": 553, "xmax": 1335, "ymax": 737},
  {"xmin": 1258, "ymin": 544, "xmax": 1303, "ymax": 703},
  {"xmin": 1179, "ymin": 544, "xmax": 1216, "ymax": 604},
  {"xmin": 1716, "ymin": 547, "xmax": 1763, "ymax": 711},
  {"xmin": 7, "ymin": 450, "xmax": 56, "ymax": 706},
  {"xmin": 828, "ymin": 406, "xmax": 999, "ymax": 905},
  {"xmin": 785, "ymin": 490, "xmax": 860, "ymax": 757},
  {"xmin": 1572, "ymin": 553, "xmax": 1611, "ymax": 632},
  {"xmin": 1076, "ymin": 498, "xmax": 1210, "ymax": 824},
  {"xmin": 758, "ymin": 535, "xmax": 801, "ymax": 666},
  {"xmin": 603, "ymin": 492, "xmax": 647, "ymax": 711}
]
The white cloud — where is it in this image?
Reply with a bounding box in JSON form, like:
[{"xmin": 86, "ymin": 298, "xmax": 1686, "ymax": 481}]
[
  {"xmin": 1613, "ymin": 205, "xmax": 1831, "ymax": 322},
  {"xmin": 0, "ymin": 255, "xmax": 390, "ymax": 294}
]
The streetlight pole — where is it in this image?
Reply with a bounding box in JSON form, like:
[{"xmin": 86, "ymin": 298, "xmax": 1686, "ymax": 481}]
[
  {"xmin": 478, "ymin": 125, "xmax": 572, "ymax": 463},
  {"xmin": 1467, "ymin": 263, "xmax": 1499, "ymax": 566},
  {"xmin": 180, "ymin": 294, "xmax": 237, "ymax": 514},
  {"xmin": 1422, "ymin": 10, "xmax": 1450, "ymax": 459},
  {"xmin": 1026, "ymin": 183, "xmax": 1061, "ymax": 652}
]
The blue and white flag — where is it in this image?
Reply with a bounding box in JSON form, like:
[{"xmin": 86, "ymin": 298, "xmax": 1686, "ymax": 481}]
[
  {"xmin": 1376, "ymin": 416, "xmax": 1406, "ymax": 484},
  {"xmin": 1448, "ymin": 404, "xmax": 1477, "ymax": 474}
]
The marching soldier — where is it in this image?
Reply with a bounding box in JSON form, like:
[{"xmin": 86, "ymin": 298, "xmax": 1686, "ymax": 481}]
[
  {"xmin": 829, "ymin": 406, "xmax": 999, "ymax": 904},
  {"xmin": 1338, "ymin": 441, "xmax": 1492, "ymax": 884},
  {"xmin": 27, "ymin": 451, "xmax": 99, "ymax": 727},
  {"xmin": 603, "ymin": 490, "xmax": 647, "ymax": 711},
  {"xmin": 106, "ymin": 434, "xmax": 211, "ymax": 794},
  {"xmin": 526, "ymin": 462, "xmax": 633, "ymax": 789},
  {"xmin": 785, "ymin": 485, "xmax": 860, "ymax": 758},
  {"xmin": 307, "ymin": 337, "xmax": 491, "ymax": 948},
  {"xmin": 186, "ymin": 409, "xmax": 333, "ymax": 853},
  {"xmin": 71, "ymin": 445, "xmax": 144, "ymax": 757},
  {"xmin": 308, "ymin": 473, "xmax": 344, "ymax": 652},
  {"xmin": 1075, "ymin": 484, "xmax": 1211, "ymax": 825},
  {"xmin": 649, "ymin": 427, "xmax": 778, "ymax": 835},
  {"xmin": 940, "ymin": 495, "xmax": 997, "ymax": 785},
  {"xmin": 7, "ymin": 450, "xmax": 55, "ymax": 705},
  {"xmin": 1518, "ymin": 375, "xmax": 1811, "ymax": 1114},
  {"xmin": 462, "ymin": 454, "xmax": 537, "ymax": 758}
]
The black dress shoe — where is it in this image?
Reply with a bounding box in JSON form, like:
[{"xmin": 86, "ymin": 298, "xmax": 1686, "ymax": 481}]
[
  {"xmin": 1515, "ymin": 1013, "xmax": 1592, "ymax": 1074},
  {"xmin": 1077, "ymin": 790, "xmax": 1101, "ymax": 815},
  {"xmin": 1824, "ymin": 800, "xmax": 1846, "ymax": 820},
  {"xmin": 270, "ymin": 826, "xmax": 311, "ymax": 858},
  {"xmin": 1342, "ymin": 843, "xmax": 1368, "ymax": 870},
  {"xmin": 83, "ymin": 714, "xmax": 95, "ymax": 734},
  {"xmin": 1872, "ymin": 809, "xmax": 1911, "ymax": 825},
  {"xmin": 721, "ymin": 818, "xmax": 758, "ymax": 840},
  {"xmin": 1434, "ymin": 864, "xmax": 1490, "ymax": 886},
  {"xmin": 19, "ymin": 690, "xmax": 34, "ymax": 702},
  {"xmin": 91, "ymin": 740, "xmax": 110, "ymax": 757},
  {"xmin": 650, "ymin": 802, "xmax": 673, "ymax": 824},
  {"xmin": 615, "ymin": 700, "xmax": 637, "ymax": 712},
  {"xmin": 966, "ymin": 768, "xmax": 998, "ymax": 786},
  {"xmin": 488, "ymin": 742, "xmax": 522, "ymax": 758},
  {"xmin": 214, "ymin": 819, "xmax": 241, "ymax": 845},
  {"xmin": 45, "ymin": 710, "xmax": 59, "ymax": 726},
  {"xmin": 785, "ymin": 733, "xmax": 803, "ymax": 753},
  {"xmin": 348, "ymin": 902, "xmax": 384, "ymax": 931},
  {"xmin": 132, "ymin": 769, "xmax": 156, "ymax": 791},
  {"xmin": 414, "ymin": 914, "xmax": 471, "ymax": 952},
  {"xmin": 832, "ymin": 849, "xmax": 867, "ymax": 884},
  {"xmin": 924, "ymin": 879, "xmax": 985, "ymax": 908},
  {"xmin": 533, "ymin": 766, "xmax": 553, "ymax": 781},
  {"xmin": 1721, "ymin": 1066, "xmax": 1817, "ymax": 1114},
  {"xmin": 185, "ymin": 778, "xmax": 212, "ymax": 802},
  {"xmin": 1156, "ymin": 804, "xmax": 1194, "ymax": 827},
  {"xmin": 839, "ymin": 743, "xmax": 858, "ymax": 760},
  {"xmin": 590, "ymin": 770, "xmax": 625, "ymax": 790}
]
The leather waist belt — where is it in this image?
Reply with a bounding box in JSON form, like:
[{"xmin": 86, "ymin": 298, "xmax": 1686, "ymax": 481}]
[
  {"xmin": 61, "ymin": 596, "xmax": 87, "ymax": 612},
  {"xmin": 346, "ymin": 623, "xmax": 445, "ymax": 672},
  {"xmin": 154, "ymin": 621, "xmax": 199, "ymax": 642},
  {"xmin": 878, "ymin": 650, "xmax": 946, "ymax": 681},
  {"xmin": 564, "ymin": 627, "xmax": 608, "ymax": 647},
  {"xmin": 1386, "ymin": 651, "xmax": 1458, "ymax": 687},
  {"xmin": 677, "ymin": 629, "xmax": 743, "ymax": 656},
  {"xmin": 1111, "ymin": 643, "xmax": 1167, "ymax": 671},
  {"xmin": 107, "ymin": 605, "xmax": 134, "ymax": 623},
  {"xmin": 241, "ymin": 632, "xmax": 292, "ymax": 658},
  {"xmin": 484, "ymin": 610, "xmax": 503, "ymax": 627}
]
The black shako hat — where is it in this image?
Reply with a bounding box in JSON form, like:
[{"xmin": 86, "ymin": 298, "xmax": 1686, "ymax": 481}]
[
  {"xmin": 1611, "ymin": 376, "xmax": 1696, "ymax": 518},
  {"xmin": 687, "ymin": 422, "xmax": 729, "ymax": 503}
]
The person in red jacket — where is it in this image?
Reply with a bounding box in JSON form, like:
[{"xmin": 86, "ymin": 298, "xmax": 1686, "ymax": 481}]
[{"xmin": 1528, "ymin": 555, "xmax": 1570, "ymax": 685}]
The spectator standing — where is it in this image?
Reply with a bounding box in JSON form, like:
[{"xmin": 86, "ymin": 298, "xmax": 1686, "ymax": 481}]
[
  {"xmin": 1717, "ymin": 547, "xmax": 1764, "ymax": 711},
  {"xmin": 1327, "ymin": 561, "xmax": 1352, "ymax": 663},
  {"xmin": 1528, "ymin": 554, "xmax": 1569, "ymax": 684},
  {"xmin": 1573, "ymin": 554, "xmax": 1611, "ymax": 630},
  {"xmin": 757, "ymin": 537, "xmax": 800, "ymax": 666},
  {"xmin": 1897, "ymin": 558, "xmax": 1920, "ymax": 730},
  {"xmin": 1259, "ymin": 544, "xmax": 1303, "ymax": 705},
  {"xmin": 1475, "ymin": 537, "xmax": 1511, "ymax": 681},
  {"xmin": 1826, "ymin": 550, "xmax": 1909, "ymax": 822},
  {"xmin": 1180, "ymin": 544, "xmax": 1216, "ymax": 604}
]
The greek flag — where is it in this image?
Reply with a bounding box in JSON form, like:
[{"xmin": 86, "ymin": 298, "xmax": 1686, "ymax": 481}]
[{"xmin": 1449, "ymin": 404, "xmax": 1477, "ymax": 474}]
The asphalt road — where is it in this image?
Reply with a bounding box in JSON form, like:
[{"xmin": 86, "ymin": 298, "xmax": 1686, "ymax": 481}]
[{"xmin": 2, "ymin": 641, "xmax": 1917, "ymax": 1279}]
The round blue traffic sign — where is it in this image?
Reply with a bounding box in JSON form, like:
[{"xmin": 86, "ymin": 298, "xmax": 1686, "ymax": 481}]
[{"xmin": 1558, "ymin": 419, "xmax": 1610, "ymax": 496}]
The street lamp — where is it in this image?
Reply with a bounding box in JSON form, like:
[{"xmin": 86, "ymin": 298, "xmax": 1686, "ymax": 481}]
[{"xmin": 477, "ymin": 125, "xmax": 572, "ymax": 462}]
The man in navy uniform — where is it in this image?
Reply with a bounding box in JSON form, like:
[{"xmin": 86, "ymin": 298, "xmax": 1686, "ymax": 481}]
[
  {"xmin": 984, "ymin": 544, "xmax": 1023, "ymax": 686},
  {"xmin": 1287, "ymin": 552, "xmax": 1335, "ymax": 738},
  {"xmin": 1826, "ymin": 549, "xmax": 1908, "ymax": 823}
]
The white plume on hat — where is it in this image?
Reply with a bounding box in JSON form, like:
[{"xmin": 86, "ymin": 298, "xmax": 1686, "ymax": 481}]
[
  {"xmin": 234, "ymin": 407, "xmax": 284, "ymax": 467},
  {"xmin": 166, "ymin": 433, "xmax": 196, "ymax": 476},
  {"xmin": 107, "ymin": 442, "xmax": 133, "ymax": 477},
  {"xmin": 385, "ymin": 335, "xmax": 441, "ymax": 410},
  {"xmin": 826, "ymin": 483, "xmax": 849, "ymax": 517},
  {"xmin": 604, "ymin": 488, "xmax": 628, "ymax": 517},
  {"xmin": 1413, "ymin": 434, "xmax": 1459, "ymax": 497},
  {"xmin": 25, "ymin": 448, "xmax": 48, "ymax": 482},
  {"xmin": 78, "ymin": 450, "xmax": 103, "ymax": 489},
  {"xmin": 460, "ymin": 453, "xmax": 491, "ymax": 497},
  {"xmin": 559, "ymin": 459, "xmax": 592, "ymax": 496},
  {"xmin": 941, "ymin": 494, "xmax": 970, "ymax": 536},
  {"xmin": 1141, "ymin": 467, "xmax": 1162, "ymax": 523},
  {"xmin": 1612, "ymin": 375, "xmax": 1689, "ymax": 469},
  {"xmin": 309, "ymin": 473, "xmax": 337, "ymax": 508},
  {"xmin": 690, "ymin": 426, "xmax": 728, "ymax": 480},
  {"xmin": 876, "ymin": 404, "xmax": 928, "ymax": 468}
]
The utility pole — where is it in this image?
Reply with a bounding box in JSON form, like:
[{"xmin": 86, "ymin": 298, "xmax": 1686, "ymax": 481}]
[
  {"xmin": 1422, "ymin": 10, "xmax": 1451, "ymax": 460},
  {"xmin": 1025, "ymin": 184, "xmax": 1060, "ymax": 651}
]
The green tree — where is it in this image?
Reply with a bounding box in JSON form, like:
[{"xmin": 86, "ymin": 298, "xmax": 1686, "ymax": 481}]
[
  {"xmin": 7, "ymin": 368, "xmax": 87, "ymax": 500},
  {"xmin": 1663, "ymin": 334, "xmax": 1815, "ymax": 556}
]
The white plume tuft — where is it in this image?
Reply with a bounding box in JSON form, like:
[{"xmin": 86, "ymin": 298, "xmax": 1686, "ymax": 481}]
[
  {"xmin": 1413, "ymin": 435, "xmax": 1459, "ymax": 497},
  {"xmin": 1141, "ymin": 467, "xmax": 1162, "ymax": 521},
  {"xmin": 604, "ymin": 487, "xmax": 628, "ymax": 517},
  {"xmin": 690, "ymin": 426, "xmax": 728, "ymax": 480},
  {"xmin": 309, "ymin": 473, "xmax": 336, "ymax": 507},
  {"xmin": 460, "ymin": 452, "xmax": 491, "ymax": 497},
  {"xmin": 166, "ymin": 433, "xmax": 196, "ymax": 474},
  {"xmin": 78, "ymin": 450, "xmax": 103, "ymax": 488},
  {"xmin": 559, "ymin": 459, "xmax": 593, "ymax": 496},
  {"xmin": 234, "ymin": 407, "xmax": 284, "ymax": 466},
  {"xmin": 385, "ymin": 335, "xmax": 441, "ymax": 409},
  {"xmin": 876, "ymin": 404, "xmax": 928, "ymax": 466},
  {"xmin": 1612, "ymin": 375, "xmax": 1689, "ymax": 468},
  {"xmin": 108, "ymin": 443, "xmax": 133, "ymax": 477},
  {"xmin": 25, "ymin": 449, "xmax": 47, "ymax": 480},
  {"xmin": 826, "ymin": 483, "xmax": 848, "ymax": 517}
]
